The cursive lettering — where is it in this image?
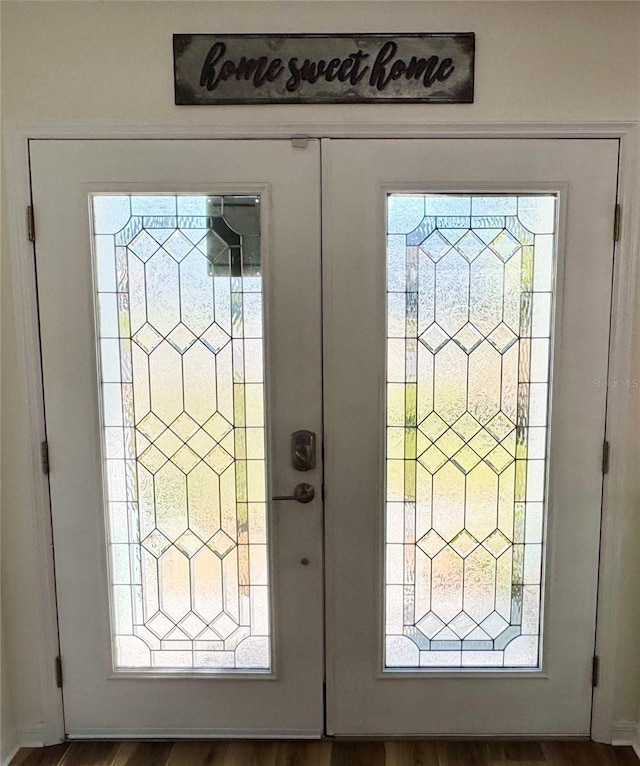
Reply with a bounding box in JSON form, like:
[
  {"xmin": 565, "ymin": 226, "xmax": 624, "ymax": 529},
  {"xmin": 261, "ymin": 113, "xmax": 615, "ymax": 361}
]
[
  {"xmin": 369, "ymin": 41, "xmax": 455, "ymax": 91},
  {"xmin": 199, "ymin": 39, "xmax": 457, "ymax": 95},
  {"xmin": 286, "ymin": 50, "xmax": 370, "ymax": 92},
  {"xmin": 200, "ymin": 42, "xmax": 284, "ymax": 91}
]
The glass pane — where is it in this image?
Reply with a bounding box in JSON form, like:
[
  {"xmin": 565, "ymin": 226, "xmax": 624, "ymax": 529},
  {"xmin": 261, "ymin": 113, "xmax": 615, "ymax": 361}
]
[
  {"xmin": 384, "ymin": 193, "xmax": 556, "ymax": 670},
  {"xmin": 93, "ymin": 194, "xmax": 271, "ymax": 672}
]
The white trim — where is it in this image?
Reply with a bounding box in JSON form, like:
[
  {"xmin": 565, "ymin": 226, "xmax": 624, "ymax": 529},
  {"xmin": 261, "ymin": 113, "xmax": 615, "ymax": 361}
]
[
  {"xmin": 611, "ymin": 720, "xmax": 639, "ymax": 747},
  {"xmin": 622, "ymin": 723, "xmax": 640, "ymax": 758},
  {"xmin": 4, "ymin": 119, "xmax": 637, "ymax": 744},
  {"xmin": 16, "ymin": 724, "xmax": 51, "ymax": 748},
  {"xmin": 3, "ymin": 132, "xmax": 66, "ymax": 746},
  {"xmin": 1, "ymin": 739, "xmax": 18, "ymax": 766},
  {"xmin": 4, "ymin": 120, "xmax": 638, "ymax": 141},
  {"xmin": 2, "ymin": 724, "xmax": 65, "ymax": 761},
  {"xmin": 1, "ymin": 748, "xmax": 19, "ymax": 766},
  {"xmin": 591, "ymin": 127, "xmax": 640, "ymax": 745}
]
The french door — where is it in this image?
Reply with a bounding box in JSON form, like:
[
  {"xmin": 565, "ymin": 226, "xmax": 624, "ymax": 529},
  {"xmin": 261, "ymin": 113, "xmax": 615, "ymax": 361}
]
[
  {"xmin": 323, "ymin": 139, "xmax": 617, "ymax": 736},
  {"xmin": 31, "ymin": 140, "xmax": 325, "ymax": 737},
  {"xmin": 31, "ymin": 137, "xmax": 617, "ymax": 738}
]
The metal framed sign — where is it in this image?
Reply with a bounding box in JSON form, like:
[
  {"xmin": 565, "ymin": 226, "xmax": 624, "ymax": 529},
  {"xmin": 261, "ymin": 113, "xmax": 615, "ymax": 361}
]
[{"xmin": 173, "ymin": 33, "xmax": 475, "ymax": 105}]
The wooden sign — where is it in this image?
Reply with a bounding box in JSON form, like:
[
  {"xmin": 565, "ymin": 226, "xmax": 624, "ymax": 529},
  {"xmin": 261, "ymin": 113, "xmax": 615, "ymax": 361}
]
[{"xmin": 173, "ymin": 33, "xmax": 475, "ymax": 105}]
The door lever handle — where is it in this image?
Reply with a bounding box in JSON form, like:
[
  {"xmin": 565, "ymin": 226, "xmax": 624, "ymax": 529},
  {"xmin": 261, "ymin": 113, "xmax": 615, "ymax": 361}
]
[{"xmin": 272, "ymin": 483, "xmax": 315, "ymax": 504}]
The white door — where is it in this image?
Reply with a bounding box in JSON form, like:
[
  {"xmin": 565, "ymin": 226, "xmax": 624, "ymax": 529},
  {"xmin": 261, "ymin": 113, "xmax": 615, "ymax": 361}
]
[
  {"xmin": 31, "ymin": 140, "xmax": 324, "ymax": 737},
  {"xmin": 323, "ymin": 138, "xmax": 618, "ymax": 736},
  {"xmin": 32, "ymin": 137, "xmax": 617, "ymax": 738}
]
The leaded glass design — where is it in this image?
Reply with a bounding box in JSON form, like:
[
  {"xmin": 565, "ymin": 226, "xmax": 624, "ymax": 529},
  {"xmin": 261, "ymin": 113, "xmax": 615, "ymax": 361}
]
[
  {"xmin": 385, "ymin": 194, "xmax": 556, "ymax": 669},
  {"xmin": 93, "ymin": 194, "xmax": 270, "ymax": 671}
]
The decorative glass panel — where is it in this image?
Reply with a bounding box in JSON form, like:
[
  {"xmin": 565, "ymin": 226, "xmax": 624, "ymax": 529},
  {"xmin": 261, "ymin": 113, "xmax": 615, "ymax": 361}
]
[
  {"xmin": 385, "ymin": 194, "xmax": 556, "ymax": 669},
  {"xmin": 93, "ymin": 194, "xmax": 270, "ymax": 671}
]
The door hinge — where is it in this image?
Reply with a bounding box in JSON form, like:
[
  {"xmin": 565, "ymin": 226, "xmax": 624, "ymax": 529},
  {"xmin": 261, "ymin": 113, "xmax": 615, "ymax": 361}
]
[
  {"xmin": 602, "ymin": 440, "xmax": 610, "ymax": 475},
  {"xmin": 613, "ymin": 204, "xmax": 621, "ymax": 242},
  {"xmin": 41, "ymin": 440, "xmax": 50, "ymax": 475},
  {"xmin": 592, "ymin": 655, "xmax": 600, "ymax": 688},
  {"xmin": 55, "ymin": 656, "xmax": 63, "ymax": 688},
  {"xmin": 291, "ymin": 135, "xmax": 310, "ymax": 149},
  {"xmin": 27, "ymin": 205, "xmax": 35, "ymax": 242}
]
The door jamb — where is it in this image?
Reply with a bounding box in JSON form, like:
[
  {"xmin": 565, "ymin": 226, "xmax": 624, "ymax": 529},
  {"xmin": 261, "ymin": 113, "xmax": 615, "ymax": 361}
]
[{"xmin": 3, "ymin": 120, "xmax": 637, "ymax": 746}]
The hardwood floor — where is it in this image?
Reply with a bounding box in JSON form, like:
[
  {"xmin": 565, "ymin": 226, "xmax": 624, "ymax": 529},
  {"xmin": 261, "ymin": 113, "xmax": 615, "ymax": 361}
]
[{"xmin": 9, "ymin": 741, "xmax": 640, "ymax": 766}]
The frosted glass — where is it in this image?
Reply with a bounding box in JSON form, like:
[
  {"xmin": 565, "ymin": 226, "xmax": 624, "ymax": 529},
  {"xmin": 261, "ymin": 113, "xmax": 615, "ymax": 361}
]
[
  {"xmin": 93, "ymin": 194, "xmax": 271, "ymax": 672},
  {"xmin": 385, "ymin": 194, "xmax": 556, "ymax": 670}
]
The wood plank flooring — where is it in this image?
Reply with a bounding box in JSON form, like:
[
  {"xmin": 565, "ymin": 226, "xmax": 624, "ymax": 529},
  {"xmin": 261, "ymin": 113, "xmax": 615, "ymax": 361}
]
[{"xmin": 9, "ymin": 741, "xmax": 640, "ymax": 766}]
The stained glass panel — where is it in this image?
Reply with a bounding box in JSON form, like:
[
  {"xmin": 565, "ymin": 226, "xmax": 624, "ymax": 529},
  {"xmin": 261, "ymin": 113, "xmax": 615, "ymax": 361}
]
[
  {"xmin": 385, "ymin": 194, "xmax": 556, "ymax": 669},
  {"xmin": 93, "ymin": 194, "xmax": 270, "ymax": 671}
]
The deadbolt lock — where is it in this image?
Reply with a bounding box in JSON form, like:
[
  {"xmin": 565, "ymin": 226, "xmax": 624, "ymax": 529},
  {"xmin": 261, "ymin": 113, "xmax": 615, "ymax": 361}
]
[{"xmin": 291, "ymin": 429, "xmax": 316, "ymax": 472}]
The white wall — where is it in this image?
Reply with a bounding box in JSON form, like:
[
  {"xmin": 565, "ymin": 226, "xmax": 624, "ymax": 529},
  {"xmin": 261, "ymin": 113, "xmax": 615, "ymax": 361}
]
[
  {"xmin": 2, "ymin": 1, "xmax": 640, "ymax": 125},
  {"xmin": 2, "ymin": 0, "xmax": 640, "ymax": 746}
]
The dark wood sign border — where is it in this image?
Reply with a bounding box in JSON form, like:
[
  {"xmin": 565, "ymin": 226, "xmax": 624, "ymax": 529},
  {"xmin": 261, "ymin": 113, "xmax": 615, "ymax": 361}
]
[{"xmin": 173, "ymin": 33, "xmax": 475, "ymax": 105}]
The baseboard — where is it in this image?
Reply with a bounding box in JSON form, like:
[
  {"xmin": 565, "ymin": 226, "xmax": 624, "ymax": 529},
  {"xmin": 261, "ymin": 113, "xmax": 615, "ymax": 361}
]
[
  {"xmin": 1, "ymin": 741, "xmax": 18, "ymax": 766},
  {"xmin": 15, "ymin": 724, "xmax": 49, "ymax": 749},
  {"xmin": 2, "ymin": 722, "xmax": 66, "ymax": 765},
  {"xmin": 1, "ymin": 722, "xmax": 40, "ymax": 765},
  {"xmin": 611, "ymin": 720, "xmax": 639, "ymax": 751}
]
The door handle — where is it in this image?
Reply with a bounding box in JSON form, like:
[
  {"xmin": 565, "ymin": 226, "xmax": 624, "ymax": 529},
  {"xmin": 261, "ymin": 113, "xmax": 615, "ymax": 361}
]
[{"xmin": 272, "ymin": 483, "xmax": 315, "ymax": 504}]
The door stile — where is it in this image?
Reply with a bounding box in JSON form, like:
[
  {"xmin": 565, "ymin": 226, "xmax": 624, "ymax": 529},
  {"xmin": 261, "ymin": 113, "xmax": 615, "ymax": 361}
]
[{"xmin": 320, "ymin": 138, "xmax": 336, "ymax": 737}]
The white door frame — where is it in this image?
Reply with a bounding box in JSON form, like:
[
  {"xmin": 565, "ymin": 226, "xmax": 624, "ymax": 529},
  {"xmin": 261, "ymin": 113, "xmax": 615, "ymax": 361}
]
[{"xmin": 3, "ymin": 120, "xmax": 637, "ymax": 746}]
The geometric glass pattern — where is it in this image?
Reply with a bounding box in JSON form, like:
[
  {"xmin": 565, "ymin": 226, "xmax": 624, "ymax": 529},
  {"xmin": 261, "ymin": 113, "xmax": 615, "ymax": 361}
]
[
  {"xmin": 385, "ymin": 194, "xmax": 556, "ymax": 669},
  {"xmin": 92, "ymin": 194, "xmax": 270, "ymax": 671}
]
